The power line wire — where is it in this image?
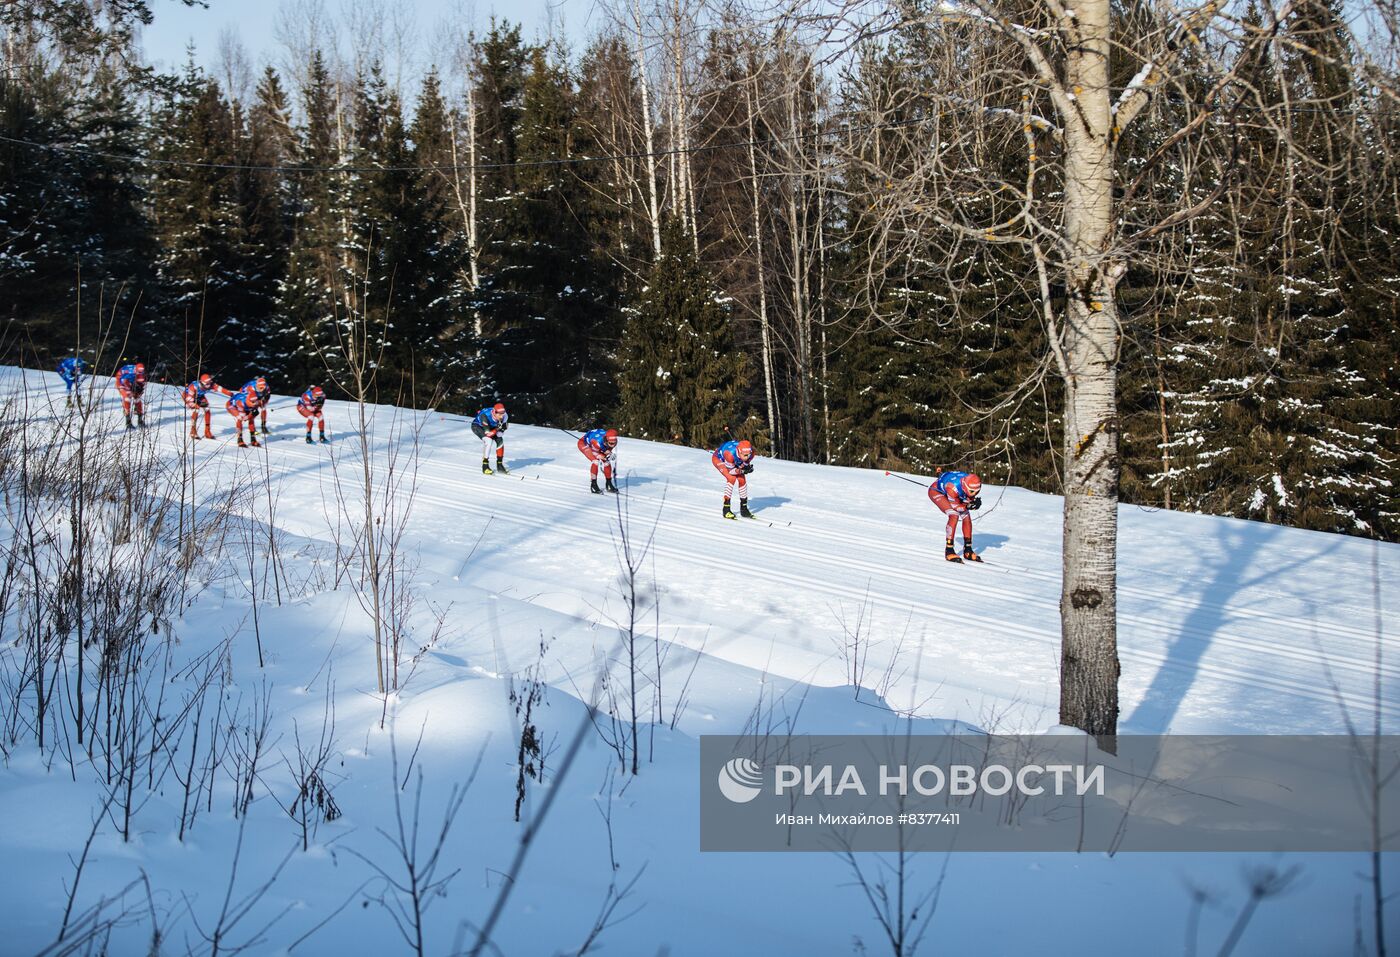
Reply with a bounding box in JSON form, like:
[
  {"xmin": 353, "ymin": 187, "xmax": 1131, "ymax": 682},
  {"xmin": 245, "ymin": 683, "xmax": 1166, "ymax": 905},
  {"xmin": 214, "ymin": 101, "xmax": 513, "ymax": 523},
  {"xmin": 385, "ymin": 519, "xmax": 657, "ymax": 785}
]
[
  {"xmin": 0, "ymin": 89, "xmax": 1381, "ymax": 174},
  {"xmin": 0, "ymin": 113, "xmax": 932, "ymax": 174}
]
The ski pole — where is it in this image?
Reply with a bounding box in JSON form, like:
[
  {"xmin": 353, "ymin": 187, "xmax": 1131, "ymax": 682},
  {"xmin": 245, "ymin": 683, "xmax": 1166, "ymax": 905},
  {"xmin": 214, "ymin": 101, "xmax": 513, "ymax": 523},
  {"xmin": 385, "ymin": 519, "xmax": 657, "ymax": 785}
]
[
  {"xmin": 557, "ymin": 427, "xmax": 580, "ymax": 440},
  {"xmin": 884, "ymin": 470, "xmax": 929, "ymax": 488}
]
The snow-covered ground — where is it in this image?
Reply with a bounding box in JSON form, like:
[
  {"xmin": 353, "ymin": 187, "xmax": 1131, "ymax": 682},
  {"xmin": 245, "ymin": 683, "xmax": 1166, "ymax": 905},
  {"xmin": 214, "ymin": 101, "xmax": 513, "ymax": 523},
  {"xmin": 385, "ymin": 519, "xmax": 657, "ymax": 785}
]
[{"xmin": 0, "ymin": 366, "xmax": 1395, "ymax": 956}]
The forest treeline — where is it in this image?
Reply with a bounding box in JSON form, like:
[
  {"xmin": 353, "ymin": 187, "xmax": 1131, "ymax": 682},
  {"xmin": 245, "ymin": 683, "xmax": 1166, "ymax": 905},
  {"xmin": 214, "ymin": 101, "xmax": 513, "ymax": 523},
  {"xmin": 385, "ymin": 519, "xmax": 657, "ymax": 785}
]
[{"xmin": 1, "ymin": 0, "xmax": 1395, "ymax": 539}]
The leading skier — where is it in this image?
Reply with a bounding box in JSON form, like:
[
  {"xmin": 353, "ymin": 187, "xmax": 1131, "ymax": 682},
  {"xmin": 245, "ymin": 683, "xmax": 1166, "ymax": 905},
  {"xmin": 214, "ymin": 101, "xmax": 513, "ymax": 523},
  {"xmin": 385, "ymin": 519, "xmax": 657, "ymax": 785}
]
[
  {"xmin": 928, "ymin": 470, "xmax": 983, "ymax": 563},
  {"xmin": 296, "ymin": 385, "xmax": 329, "ymax": 444},
  {"xmin": 712, "ymin": 438, "xmax": 756, "ymax": 520}
]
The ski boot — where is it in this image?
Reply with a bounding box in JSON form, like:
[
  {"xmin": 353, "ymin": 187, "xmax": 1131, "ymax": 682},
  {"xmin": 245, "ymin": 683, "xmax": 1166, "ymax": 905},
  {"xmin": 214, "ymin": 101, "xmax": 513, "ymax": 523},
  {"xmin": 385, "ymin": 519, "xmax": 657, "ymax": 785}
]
[
  {"xmin": 605, "ymin": 477, "xmax": 619, "ymax": 494},
  {"xmin": 963, "ymin": 546, "xmax": 983, "ymax": 563},
  {"xmin": 590, "ymin": 478, "xmax": 603, "ymax": 494},
  {"xmin": 125, "ymin": 416, "xmax": 135, "ymax": 430},
  {"xmin": 137, "ymin": 414, "xmax": 146, "ymax": 429},
  {"xmin": 238, "ymin": 436, "xmax": 248, "ymax": 448},
  {"xmin": 482, "ymin": 458, "xmax": 493, "ymax": 475},
  {"xmin": 319, "ymin": 432, "xmax": 329, "ymax": 444},
  {"xmin": 249, "ymin": 435, "xmax": 261, "ymax": 448},
  {"xmin": 204, "ymin": 426, "xmax": 215, "ymax": 439},
  {"xmin": 190, "ymin": 427, "xmax": 200, "ymax": 440},
  {"xmin": 944, "ymin": 539, "xmax": 963, "ymax": 564},
  {"xmin": 496, "ymin": 460, "xmax": 510, "ymax": 475},
  {"xmin": 723, "ymin": 501, "xmax": 737, "ymax": 520},
  {"xmin": 306, "ymin": 433, "xmax": 315, "ymax": 445},
  {"xmin": 739, "ymin": 500, "xmax": 755, "ymax": 519}
]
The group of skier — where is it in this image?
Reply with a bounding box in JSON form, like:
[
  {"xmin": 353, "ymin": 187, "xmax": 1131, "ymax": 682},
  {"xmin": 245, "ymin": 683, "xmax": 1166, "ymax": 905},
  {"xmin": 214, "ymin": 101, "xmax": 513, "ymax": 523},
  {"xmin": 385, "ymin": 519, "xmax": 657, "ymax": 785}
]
[
  {"xmin": 56, "ymin": 357, "xmax": 330, "ymax": 448},
  {"xmin": 59, "ymin": 357, "xmax": 984, "ymax": 561},
  {"xmin": 473, "ymin": 403, "xmax": 752, "ymax": 515},
  {"xmin": 471, "ymin": 400, "xmax": 982, "ymax": 559}
]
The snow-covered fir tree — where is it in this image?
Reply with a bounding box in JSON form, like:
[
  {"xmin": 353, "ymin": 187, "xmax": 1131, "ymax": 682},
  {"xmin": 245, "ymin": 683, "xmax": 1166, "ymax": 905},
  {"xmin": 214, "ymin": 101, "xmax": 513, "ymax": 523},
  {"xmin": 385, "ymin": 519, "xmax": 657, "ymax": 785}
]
[
  {"xmin": 0, "ymin": 40, "xmax": 152, "ymax": 361},
  {"xmin": 278, "ymin": 49, "xmax": 346, "ymax": 387},
  {"xmin": 618, "ymin": 219, "xmax": 743, "ymax": 445},
  {"xmin": 473, "ymin": 43, "xmax": 620, "ymax": 422},
  {"xmin": 149, "ymin": 62, "xmax": 260, "ymax": 378}
]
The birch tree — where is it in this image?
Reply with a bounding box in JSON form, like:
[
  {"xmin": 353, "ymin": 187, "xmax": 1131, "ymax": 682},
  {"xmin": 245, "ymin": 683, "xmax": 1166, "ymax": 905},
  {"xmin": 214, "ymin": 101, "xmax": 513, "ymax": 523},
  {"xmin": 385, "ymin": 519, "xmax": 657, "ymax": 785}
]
[{"xmin": 827, "ymin": 0, "xmax": 1254, "ymax": 736}]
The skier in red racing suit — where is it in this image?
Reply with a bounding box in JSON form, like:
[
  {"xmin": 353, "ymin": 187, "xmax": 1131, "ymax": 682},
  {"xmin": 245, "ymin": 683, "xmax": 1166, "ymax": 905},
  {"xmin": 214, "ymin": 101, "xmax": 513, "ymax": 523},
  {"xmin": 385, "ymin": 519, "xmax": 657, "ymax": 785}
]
[{"xmin": 928, "ymin": 470, "xmax": 983, "ymax": 563}]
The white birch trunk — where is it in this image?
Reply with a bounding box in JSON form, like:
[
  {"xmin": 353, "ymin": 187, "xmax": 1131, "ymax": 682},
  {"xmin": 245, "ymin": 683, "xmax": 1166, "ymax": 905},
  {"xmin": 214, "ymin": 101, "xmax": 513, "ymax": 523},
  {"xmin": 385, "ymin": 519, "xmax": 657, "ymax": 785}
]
[
  {"xmin": 1057, "ymin": 0, "xmax": 1121, "ymax": 739},
  {"xmin": 817, "ymin": 170, "xmax": 831, "ymax": 463},
  {"xmin": 334, "ymin": 94, "xmax": 356, "ymax": 317},
  {"xmin": 671, "ymin": 0, "xmax": 698, "ymax": 255},
  {"xmin": 466, "ymin": 85, "xmax": 480, "ymax": 295},
  {"xmin": 631, "ymin": 0, "xmax": 663, "ymax": 261},
  {"xmin": 785, "ymin": 79, "xmax": 812, "ymax": 457},
  {"xmin": 447, "ymin": 98, "xmax": 483, "ymax": 348},
  {"xmin": 746, "ymin": 79, "xmax": 779, "ymax": 450}
]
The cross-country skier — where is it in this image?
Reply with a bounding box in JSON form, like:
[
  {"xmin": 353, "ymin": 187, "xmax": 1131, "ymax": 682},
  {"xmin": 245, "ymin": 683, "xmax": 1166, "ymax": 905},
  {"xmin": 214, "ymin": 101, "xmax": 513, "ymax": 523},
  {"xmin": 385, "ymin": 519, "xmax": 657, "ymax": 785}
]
[
  {"xmin": 241, "ymin": 376, "xmax": 273, "ymax": 435},
  {"xmin": 57, "ymin": 356, "xmax": 87, "ymax": 408},
  {"xmin": 115, "ymin": 362, "xmax": 147, "ymax": 428},
  {"xmin": 928, "ymin": 470, "xmax": 983, "ymax": 562},
  {"xmin": 183, "ymin": 373, "xmax": 232, "ymax": 439},
  {"xmin": 712, "ymin": 438, "xmax": 756, "ymax": 520},
  {"xmin": 227, "ymin": 388, "xmax": 262, "ymax": 447},
  {"xmin": 297, "ymin": 385, "xmax": 329, "ymax": 444},
  {"xmin": 473, "ymin": 402, "xmax": 509, "ymax": 475},
  {"xmin": 578, "ymin": 428, "xmax": 619, "ymax": 493}
]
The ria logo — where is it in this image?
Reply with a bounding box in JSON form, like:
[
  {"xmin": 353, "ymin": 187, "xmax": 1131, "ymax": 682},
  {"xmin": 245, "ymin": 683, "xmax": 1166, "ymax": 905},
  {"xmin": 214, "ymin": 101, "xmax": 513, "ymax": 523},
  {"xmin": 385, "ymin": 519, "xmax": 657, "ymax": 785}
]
[{"xmin": 718, "ymin": 757, "xmax": 764, "ymax": 803}]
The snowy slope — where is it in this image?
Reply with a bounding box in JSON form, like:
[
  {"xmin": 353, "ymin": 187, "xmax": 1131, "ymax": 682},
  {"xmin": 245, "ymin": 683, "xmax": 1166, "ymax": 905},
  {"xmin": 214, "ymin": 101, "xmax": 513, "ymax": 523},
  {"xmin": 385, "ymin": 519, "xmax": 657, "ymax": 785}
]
[{"xmin": 0, "ymin": 365, "xmax": 1396, "ymax": 956}]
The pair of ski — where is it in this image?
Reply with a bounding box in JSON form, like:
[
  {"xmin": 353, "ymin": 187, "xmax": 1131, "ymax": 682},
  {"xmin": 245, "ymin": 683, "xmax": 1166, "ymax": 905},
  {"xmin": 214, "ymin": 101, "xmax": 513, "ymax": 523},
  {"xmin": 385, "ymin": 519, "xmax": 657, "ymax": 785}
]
[
  {"xmin": 945, "ymin": 553, "xmax": 987, "ymax": 566},
  {"xmin": 481, "ymin": 467, "xmax": 543, "ymax": 483},
  {"xmin": 722, "ymin": 509, "xmax": 791, "ymax": 529}
]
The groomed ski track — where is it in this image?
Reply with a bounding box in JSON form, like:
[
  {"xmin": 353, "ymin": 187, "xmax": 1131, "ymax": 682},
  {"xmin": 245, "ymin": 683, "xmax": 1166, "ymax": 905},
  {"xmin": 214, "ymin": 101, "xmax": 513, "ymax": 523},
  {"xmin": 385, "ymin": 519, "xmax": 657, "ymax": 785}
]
[{"xmin": 10, "ymin": 368, "xmax": 1396, "ymax": 736}]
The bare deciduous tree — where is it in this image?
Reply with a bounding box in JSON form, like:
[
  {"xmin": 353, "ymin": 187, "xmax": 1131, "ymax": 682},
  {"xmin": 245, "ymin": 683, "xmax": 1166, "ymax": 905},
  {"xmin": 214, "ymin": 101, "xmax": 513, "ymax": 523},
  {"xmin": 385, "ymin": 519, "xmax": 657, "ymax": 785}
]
[{"xmin": 817, "ymin": 0, "xmax": 1318, "ymax": 736}]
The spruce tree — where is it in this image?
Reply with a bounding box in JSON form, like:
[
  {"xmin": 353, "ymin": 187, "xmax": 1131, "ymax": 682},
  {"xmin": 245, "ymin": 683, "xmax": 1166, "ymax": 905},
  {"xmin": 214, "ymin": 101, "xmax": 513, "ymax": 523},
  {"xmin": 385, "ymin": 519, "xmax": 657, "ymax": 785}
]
[
  {"xmin": 241, "ymin": 66, "xmax": 296, "ymax": 378},
  {"xmin": 405, "ymin": 69, "xmax": 477, "ymax": 405},
  {"xmin": 1343, "ymin": 101, "xmax": 1400, "ymax": 540},
  {"xmin": 474, "ymin": 44, "xmax": 619, "ymax": 421},
  {"xmin": 575, "ymin": 35, "xmax": 649, "ymax": 276},
  {"xmin": 0, "ymin": 48, "xmax": 152, "ymax": 362},
  {"xmin": 458, "ymin": 21, "xmax": 529, "ymax": 409},
  {"xmin": 618, "ymin": 219, "xmax": 743, "ymax": 445},
  {"xmin": 149, "ymin": 62, "xmax": 255, "ymax": 379},
  {"xmin": 1153, "ymin": 0, "xmax": 1391, "ymax": 536},
  {"xmin": 828, "ymin": 29, "xmax": 1049, "ymax": 481},
  {"xmin": 279, "ymin": 50, "xmax": 345, "ymax": 388},
  {"xmin": 337, "ymin": 64, "xmax": 395, "ymax": 393}
]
